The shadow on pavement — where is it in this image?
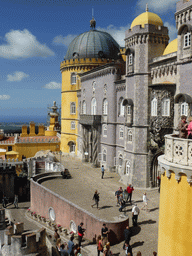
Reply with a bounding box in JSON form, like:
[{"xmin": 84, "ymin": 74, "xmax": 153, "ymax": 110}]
[
  {"xmin": 149, "ymin": 207, "xmax": 159, "ymax": 212},
  {"xmin": 99, "ymin": 205, "xmax": 113, "ymax": 210},
  {"xmin": 130, "ymin": 226, "xmax": 141, "ymax": 237},
  {"xmin": 131, "ymin": 241, "xmax": 144, "ymax": 248},
  {"xmin": 103, "ymin": 177, "xmax": 114, "ymax": 179},
  {"xmin": 138, "ymin": 219, "xmax": 156, "ymax": 225}
]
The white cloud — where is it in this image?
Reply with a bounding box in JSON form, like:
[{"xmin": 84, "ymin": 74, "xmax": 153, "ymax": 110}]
[
  {"xmin": 7, "ymin": 71, "xmax": 29, "ymax": 82},
  {"xmin": 0, "ymin": 95, "xmax": 10, "ymax": 100},
  {"xmin": 43, "ymin": 81, "xmax": 61, "ymax": 89},
  {"xmin": 137, "ymin": 0, "xmax": 176, "ymax": 13},
  {"xmin": 53, "ymin": 34, "xmax": 77, "ymax": 47},
  {"xmin": 164, "ymin": 22, "xmax": 177, "ymax": 42},
  {"xmin": 0, "ymin": 29, "xmax": 55, "ymax": 59}
]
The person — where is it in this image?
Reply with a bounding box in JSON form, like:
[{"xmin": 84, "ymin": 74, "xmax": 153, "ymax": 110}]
[
  {"xmin": 178, "ymin": 115, "xmax": 188, "ymax": 138},
  {"xmin": 136, "ymin": 252, "xmax": 142, "ymax": 256},
  {"xmin": 2, "ymin": 195, "xmax": 7, "ymax": 208},
  {"xmin": 103, "ymin": 242, "xmax": 113, "ymax": 256},
  {"xmin": 56, "ymin": 238, "xmax": 62, "ymax": 251},
  {"xmin": 92, "ymin": 190, "xmax": 100, "ymax": 209},
  {"xmin": 78, "ymin": 222, "xmax": 85, "ymax": 247},
  {"xmin": 187, "ymin": 116, "xmax": 192, "ymax": 139},
  {"xmin": 68, "ymin": 236, "xmax": 75, "ymax": 256},
  {"xmin": 153, "ymin": 252, "xmax": 157, "ymax": 256},
  {"xmin": 132, "ymin": 203, "xmax": 140, "ymax": 227},
  {"xmin": 61, "ymin": 168, "xmax": 68, "ymax": 179},
  {"xmin": 124, "ymin": 243, "xmax": 133, "ymax": 256},
  {"xmin": 115, "ymin": 187, "xmax": 123, "ymax": 205},
  {"xmin": 59, "ymin": 244, "xmax": 69, "ymax": 256},
  {"xmin": 54, "ymin": 228, "xmax": 60, "ymax": 242},
  {"xmin": 141, "ymin": 192, "xmax": 150, "ymax": 211},
  {"xmin": 157, "ymin": 175, "xmax": 161, "ymax": 193},
  {"xmin": 101, "ymin": 223, "xmax": 109, "ymax": 245},
  {"xmin": 97, "ymin": 235, "xmax": 103, "ymax": 256},
  {"xmin": 126, "ymin": 184, "xmax": 134, "ymax": 204},
  {"xmin": 124, "ymin": 225, "xmax": 132, "ymax": 244},
  {"xmin": 101, "ymin": 165, "xmax": 105, "ymax": 179},
  {"xmin": 119, "ymin": 194, "xmax": 126, "ymax": 212},
  {"xmin": 13, "ymin": 194, "xmax": 18, "ymax": 208},
  {"xmin": 75, "ymin": 247, "xmax": 81, "ymax": 256}
]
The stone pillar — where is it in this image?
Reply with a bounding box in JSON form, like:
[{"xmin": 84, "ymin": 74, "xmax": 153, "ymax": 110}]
[
  {"xmin": 21, "ymin": 125, "xmax": 28, "ymax": 137},
  {"xmin": 29, "ymin": 122, "xmax": 36, "ymax": 136}
]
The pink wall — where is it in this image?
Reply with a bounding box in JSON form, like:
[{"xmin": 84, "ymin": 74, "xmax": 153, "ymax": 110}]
[{"xmin": 30, "ymin": 177, "xmax": 128, "ymax": 245}]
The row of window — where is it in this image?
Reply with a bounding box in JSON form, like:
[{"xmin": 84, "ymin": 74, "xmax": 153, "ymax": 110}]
[{"xmin": 102, "ymin": 125, "xmax": 132, "ymax": 141}]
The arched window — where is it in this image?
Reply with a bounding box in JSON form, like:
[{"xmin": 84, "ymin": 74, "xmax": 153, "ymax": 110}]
[
  {"xmin": 162, "ymin": 98, "xmax": 170, "ymax": 116},
  {"xmin": 82, "ymin": 100, "xmax": 86, "ymax": 114},
  {"xmin": 128, "ymin": 130, "xmax": 132, "ymax": 142},
  {"xmin": 119, "ymin": 154, "xmax": 123, "ymax": 167},
  {"xmin": 127, "ymin": 105, "xmax": 131, "ymax": 115},
  {"xmin": 184, "ymin": 32, "xmax": 191, "ymax": 48},
  {"xmin": 119, "ymin": 126, "xmax": 124, "ymax": 139},
  {"xmin": 151, "ymin": 98, "xmax": 157, "ymax": 116},
  {"xmin": 70, "ymin": 102, "xmax": 76, "ymax": 114},
  {"xmin": 129, "ymin": 54, "xmax": 133, "ymax": 65},
  {"xmin": 91, "ymin": 98, "xmax": 97, "ymax": 115},
  {"xmin": 126, "ymin": 161, "xmax": 131, "ymax": 175},
  {"xmin": 103, "ymin": 99, "xmax": 108, "ymax": 115},
  {"xmin": 181, "ymin": 102, "xmax": 188, "ymax": 116},
  {"xmin": 103, "ymin": 124, "xmax": 107, "ymax": 137},
  {"xmin": 71, "ymin": 73, "xmax": 76, "ymax": 85},
  {"xmin": 103, "ymin": 149, "xmax": 107, "ymax": 162},
  {"xmin": 119, "ymin": 98, "xmax": 125, "ymax": 116}
]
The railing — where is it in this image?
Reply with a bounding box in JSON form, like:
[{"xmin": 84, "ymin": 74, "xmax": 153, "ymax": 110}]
[
  {"xmin": 0, "ymin": 137, "xmax": 59, "ymax": 145},
  {"xmin": 164, "ymin": 134, "xmax": 192, "ymax": 166}
]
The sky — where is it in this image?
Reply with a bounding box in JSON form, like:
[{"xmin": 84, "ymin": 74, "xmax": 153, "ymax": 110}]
[{"xmin": 0, "ymin": 0, "xmax": 178, "ymax": 123}]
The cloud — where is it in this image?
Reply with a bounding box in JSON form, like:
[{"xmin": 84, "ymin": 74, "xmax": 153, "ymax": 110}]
[
  {"xmin": 164, "ymin": 22, "xmax": 177, "ymax": 42},
  {"xmin": 7, "ymin": 71, "xmax": 29, "ymax": 82},
  {"xmin": 53, "ymin": 34, "xmax": 77, "ymax": 46},
  {"xmin": 0, "ymin": 95, "xmax": 10, "ymax": 100},
  {"xmin": 0, "ymin": 29, "xmax": 55, "ymax": 59},
  {"xmin": 136, "ymin": 0, "xmax": 176, "ymax": 13},
  {"xmin": 43, "ymin": 81, "xmax": 61, "ymax": 89}
]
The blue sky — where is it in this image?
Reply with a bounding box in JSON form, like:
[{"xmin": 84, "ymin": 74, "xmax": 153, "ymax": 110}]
[{"xmin": 0, "ymin": 0, "xmax": 177, "ymax": 123}]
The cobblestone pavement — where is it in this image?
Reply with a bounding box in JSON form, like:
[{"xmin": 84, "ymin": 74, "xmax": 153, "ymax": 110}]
[{"xmin": 5, "ymin": 155, "xmax": 160, "ymax": 256}]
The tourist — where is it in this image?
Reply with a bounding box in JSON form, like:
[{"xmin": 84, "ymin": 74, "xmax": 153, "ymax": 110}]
[
  {"xmin": 54, "ymin": 228, "xmax": 60, "ymax": 242},
  {"xmin": 124, "ymin": 225, "xmax": 132, "ymax": 244},
  {"xmin": 132, "ymin": 203, "xmax": 140, "ymax": 227},
  {"xmin": 78, "ymin": 222, "xmax": 86, "ymax": 247},
  {"xmin": 68, "ymin": 236, "xmax": 75, "ymax": 256},
  {"xmin": 115, "ymin": 187, "xmax": 123, "ymax": 205},
  {"xmin": 101, "ymin": 223, "xmax": 109, "ymax": 245},
  {"xmin": 126, "ymin": 184, "xmax": 134, "ymax": 204},
  {"xmin": 92, "ymin": 190, "xmax": 100, "ymax": 209},
  {"xmin": 141, "ymin": 192, "xmax": 150, "ymax": 212},
  {"xmin": 119, "ymin": 194, "xmax": 126, "ymax": 212},
  {"xmin": 103, "ymin": 242, "xmax": 113, "ymax": 256},
  {"xmin": 101, "ymin": 165, "xmax": 105, "ymax": 179},
  {"xmin": 75, "ymin": 247, "xmax": 81, "ymax": 256},
  {"xmin": 56, "ymin": 238, "xmax": 61, "ymax": 251},
  {"xmin": 153, "ymin": 252, "xmax": 157, "ymax": 256},
  {"xmin": 13, "ymin": 194, "xmax": 18, "ymax": 208},
  {"xmin": 96, "ymin": 235, "xmax": 103, "ymax": 256},
  {"xmin": 124, "ymin": 242, "xmax": 133, "ymax": 256},
  {"xmin": 187, "ymin": 116, "xmax": 192, "ymax": 139},
  {"xmin": 178, "ymin": 115, "xmax": 188, "ymax": 138},
  {"xmin": 136, "ymin": 252, "xmax": 142, "ymax": 256},
  {"xmin": 59, "ymin": 244, "xmax": 69, "ymax": 256}
]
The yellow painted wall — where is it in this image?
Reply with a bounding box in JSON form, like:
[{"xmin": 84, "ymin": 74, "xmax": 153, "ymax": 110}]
[{"xmin": 158, "ymin": 171, "xmax": 192, "ymax": 256}]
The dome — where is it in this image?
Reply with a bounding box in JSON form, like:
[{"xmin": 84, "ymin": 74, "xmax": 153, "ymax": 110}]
[
  {"xmin": 163, "ymin": 38, "xmax": 177, "ymax": 55},
  {"xmin": 65, "ymin": 30, "xmax": 120, "ymax": 60},
  {"xmin": 131, "ymin": 11, "xmax": 163, "ymax": 29}
]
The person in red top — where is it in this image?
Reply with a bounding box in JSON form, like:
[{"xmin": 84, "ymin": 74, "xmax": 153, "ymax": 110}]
[{"xmin": 126, "ymin": 184, "xmax": 134, "ymax": 204}]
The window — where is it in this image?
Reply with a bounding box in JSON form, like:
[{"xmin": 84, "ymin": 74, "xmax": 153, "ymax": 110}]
[
  {"xmin": 119, "ymin": 98, "xmax": 125, "ymax": 116},
  {"xmin": 129, "ymin": 54, "xmax": 133, "ymax": 65},
  {"xmin": 92, "ymin": 81, "xmax": 96, "ymax": 92},
  {"xmin": 70, "ymin": 144, "xmax": 75, "ymax": 152},
  {"xmin": 181, "ymin": 102, "xmax": 188, "ymax": 116},
  {"xmin": 128, "ymin": 130, "xmax": 132, "ymax": 142},
  {"xmin": 70, "ymin": 102, "xmax": 76, "ymax": 114},
  {"xmin": 103, "ymin": 99, "xmax": 108, "ymax": 115},
  {"xmin": 71, "ymin": 73, "xmax": 76, "ymax": 85},
  {"xmin": 119, "ymin": 126, "xmax": 124, "ymax": 139},
  {"xmin": 162, "ymin": 98, "xmax": 170, "ymax": 116},
  {"xmin": 91, "ymin": 98, "xmax": 97, "ymax": 115},
  {"xmin": 103, "ymin": 149, "xmax": 107, "ymax": 162},
  {"xmin": 71, "ymin": 121, "xmax": 75, "ymax": 130},
  {"xmin": 119, "ymin": 154, "xmax": 123, "ymax": 167},
  {"xmin": 184, "ymin": 32, "xmax": 191, "ymax": 48},
  {"xmin": 82, "ymin": 100, "xmax": 86, "ymax": 114},
  {"xmin": 103, "ymin": 125, "xmax": 107, "ymax": 137},
  {"xmin": 151, "ymin": 98, "xmax": 157, "ymax": 116},
  {"xmin": 126, "ymin": 161, "xmax": 131, "ymax": 175},
  {"xmin": 127, "ymin": 105, "xmax": 131, "ymax": 115}
]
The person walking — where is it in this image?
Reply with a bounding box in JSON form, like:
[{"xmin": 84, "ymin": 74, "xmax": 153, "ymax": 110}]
[
  {"xmin": 119, "ymin": 194, "xmax": 126, "ymax": 212},
  {"xmin": 124, "ymin": 243, "xmax": 133, "ymax": 256},
  {"xmin": 92, "ymin": 190, "xmax": 100, "ymax": 209},
  {"xmin": 132, "ymin": 203, "xmax": 140, "ymax": 227},
  {"xmin": 101, "ymin": 223, "xmax": 109, "ymax": 246},
  {"xmin": 78, "ymin": 222, "xmax": 86, "ymax": 247},
  {"xmin": 97, "ymin": 235, "xmax": 103, "ymax": 256},
  {"xmin": 126, "ymin": 184, "xmax": 134, "ymax": 204},
  {"xmin": 13, "ymin": 194, "xmax": 18, "ymax": 208},
  {"xmin": 115, "ymin": 187, "xmax": 123, "ymax": 205},
  {"xmin": 124, "ymin": 225, "xmax": 132, "ymax": 245},
  {"xmin": 101, "ymin": 165, "xmax": 105, "ymax": 179},
  {"xmin": 141, "ymin": 192, "xmax": 150, "ymax": 211}
]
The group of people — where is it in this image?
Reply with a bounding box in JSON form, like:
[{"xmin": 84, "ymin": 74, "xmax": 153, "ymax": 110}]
[
  {"xmin": 97, "ymin": 223, "xmax": 112, "ymax": 256},
  {"xmin": 178, "ymin": 115, "xmax": 192, "ymax": 139}
]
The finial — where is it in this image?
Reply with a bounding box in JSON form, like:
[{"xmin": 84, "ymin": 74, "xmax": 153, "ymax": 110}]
[
  {"xmin": 90, "ymin": 8, "xmax": 96, "ymax": 30},
  {"xmin": 146, "ymin": 3, "xmax": 148, "ymax": 12}
]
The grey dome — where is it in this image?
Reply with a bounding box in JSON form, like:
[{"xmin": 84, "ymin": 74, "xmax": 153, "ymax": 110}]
[{"xmin": 65, "ymin": 30, "xmax": 120, "ymax": 60}]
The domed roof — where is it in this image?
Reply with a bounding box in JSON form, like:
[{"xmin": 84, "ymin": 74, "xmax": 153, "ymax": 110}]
[
  {"xmin": 131, "ymin": 11, "xmax": 163, "ymax": 29},
  {"xmin": 65, "ymin": 30, "xmax": 120, "ymax": 60},
  {"xmin": 163, "ymin": 38, "xmax": 177, "ymax": 55}
]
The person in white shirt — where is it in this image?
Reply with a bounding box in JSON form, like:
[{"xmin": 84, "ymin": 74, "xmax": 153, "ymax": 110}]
[
  {"xmin": 141, "ymin": 192, "xmax": 150, "ymax": 211},
  {"xmin": 132, "ymin": 204, "xmax": 140, "ymax": 227}
]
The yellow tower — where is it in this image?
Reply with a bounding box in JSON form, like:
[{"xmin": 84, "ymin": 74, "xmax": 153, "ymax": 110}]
[{"xmin": 60, "ymin": 18, "xmax": 120, "ymax": 154}]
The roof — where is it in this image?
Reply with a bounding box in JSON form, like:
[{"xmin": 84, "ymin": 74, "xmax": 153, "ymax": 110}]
[
  {"xmin": 131, "ymin": 11, "xmax": 163, "ymax": 29},
  {"xmin": 163, "ymin": 38, "xmax": 178, "ymax": 55},
  {"xmin": 65, "ymin": 29, "xmax": 120, "ymax": 60}
]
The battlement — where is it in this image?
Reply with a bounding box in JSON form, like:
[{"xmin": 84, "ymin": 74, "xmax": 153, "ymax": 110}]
[
  {"xmin": 20, "ymin": 122, "xmax": 45, "ymax": 137},
  {"xmin": 60, "ymin": 57, "xmax": 110, "ymax": 69},
  {"xmin": 2, "ymin": 222, "xmax": 46, "ymax": 255}
]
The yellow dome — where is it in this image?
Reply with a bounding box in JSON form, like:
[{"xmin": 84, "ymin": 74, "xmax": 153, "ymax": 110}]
[
  {"xmin": 131, "ymin": 11, "xmax": 163, "ymax": 29},
  {"xmin": 163, "ymin": 38, "xmax": 178, "ymax": 55}
]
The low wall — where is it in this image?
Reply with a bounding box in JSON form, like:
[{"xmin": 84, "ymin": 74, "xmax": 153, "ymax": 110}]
[{"xmin": 30, "ymin": 174, "xmax": 128, "ymax": 245}]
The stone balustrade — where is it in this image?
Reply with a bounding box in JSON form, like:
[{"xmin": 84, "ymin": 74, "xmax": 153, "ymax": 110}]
[{"xmin": 0, "ymin": 137, "xmax": 59, "ymax": 145}]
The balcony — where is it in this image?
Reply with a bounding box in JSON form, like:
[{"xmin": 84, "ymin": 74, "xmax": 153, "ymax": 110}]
[{"xmin": 79, "ymin": 115, "xmax": 101, "ymax": 126}]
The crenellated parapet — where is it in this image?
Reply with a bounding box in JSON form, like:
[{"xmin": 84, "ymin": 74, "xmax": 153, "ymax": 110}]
[
  {"xmin": 151, "ymin": 62, "xmax": 177, "ymax": 79},
  {"xmin": 175, "ymin": 0, "xmax": 192, "ymax": 30}
]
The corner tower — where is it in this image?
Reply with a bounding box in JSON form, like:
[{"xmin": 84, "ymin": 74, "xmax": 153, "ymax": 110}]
[
  {"xmin": 124, "ymin": 7, "xmax": 169, "ymax": 187},
  {"xmin": 60, "ymin": 19, "xmax": 120, "ymax": 154}
]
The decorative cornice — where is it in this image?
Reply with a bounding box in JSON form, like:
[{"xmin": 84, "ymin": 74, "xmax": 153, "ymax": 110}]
[
  {"xmin": 81, "ymin": 67, "xmax": 120, "ymax": 82},
  {"xmin": 151, "ymin": 63, "xmax": 177, "ymax": 79}
]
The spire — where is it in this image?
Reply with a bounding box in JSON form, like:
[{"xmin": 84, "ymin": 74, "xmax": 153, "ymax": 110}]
[
  {"xmin": 90, "ymin": 8, "xmax": 96, "ymax": 30},
  {"xmin": 146, "ymin": 3, "xmax": 148, "ymax": 12}
]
